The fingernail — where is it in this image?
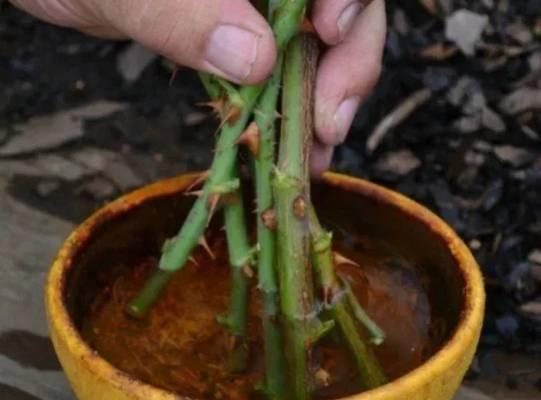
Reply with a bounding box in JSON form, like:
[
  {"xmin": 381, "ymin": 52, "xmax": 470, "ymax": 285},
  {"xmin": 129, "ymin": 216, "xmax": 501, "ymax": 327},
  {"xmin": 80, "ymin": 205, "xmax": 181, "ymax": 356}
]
[
  {"xmin": 206, "ymin": 25, "xmax": 259, "ymax": 82},
  {"xmin": 337, "ymin": 2, "xmax": 361, "ymax": 40},
  {"xmin": 334, "ymin": 96, "xmax": 360, "ymax": 143}
]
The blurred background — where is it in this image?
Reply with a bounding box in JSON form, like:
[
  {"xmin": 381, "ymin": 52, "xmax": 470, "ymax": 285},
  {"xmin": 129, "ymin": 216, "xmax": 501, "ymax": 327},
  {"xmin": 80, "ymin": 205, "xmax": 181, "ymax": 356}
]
[{"xmin": 0, "ymin": 0, "xmax": 540, "ymax": 399}]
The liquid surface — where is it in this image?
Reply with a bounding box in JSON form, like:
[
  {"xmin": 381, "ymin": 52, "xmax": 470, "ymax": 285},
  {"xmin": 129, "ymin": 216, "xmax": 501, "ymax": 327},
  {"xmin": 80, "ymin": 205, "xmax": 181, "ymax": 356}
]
[{"xmin": 81, "ymin": 230, "xmax": 435, "ymax": 399}]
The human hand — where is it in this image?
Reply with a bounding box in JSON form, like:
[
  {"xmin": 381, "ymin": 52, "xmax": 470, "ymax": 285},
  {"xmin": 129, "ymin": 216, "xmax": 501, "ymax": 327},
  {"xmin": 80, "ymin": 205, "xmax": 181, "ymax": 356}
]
[{"xmin": 10, "ymin": 0, "xmax": 386, "ymax": 175}]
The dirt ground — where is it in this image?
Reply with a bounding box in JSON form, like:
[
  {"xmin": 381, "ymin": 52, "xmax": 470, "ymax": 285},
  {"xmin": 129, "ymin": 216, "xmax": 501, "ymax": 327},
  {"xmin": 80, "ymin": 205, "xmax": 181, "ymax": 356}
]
[{"xmin": 0, "ymin": 1, "xmax": 540, "ymax": 399}]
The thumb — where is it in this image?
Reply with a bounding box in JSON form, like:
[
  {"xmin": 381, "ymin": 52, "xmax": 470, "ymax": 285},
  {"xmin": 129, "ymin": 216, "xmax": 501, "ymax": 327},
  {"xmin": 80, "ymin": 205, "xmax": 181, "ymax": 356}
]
[{"xmin": 97, "ymin": 0, "xmax": 277, "ymax": 84}]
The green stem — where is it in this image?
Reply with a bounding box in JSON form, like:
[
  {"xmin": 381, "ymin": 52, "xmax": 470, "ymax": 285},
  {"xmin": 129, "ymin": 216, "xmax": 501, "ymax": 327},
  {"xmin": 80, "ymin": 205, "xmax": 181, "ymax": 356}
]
[
  {"xmin": 198, "ymin": 72, "xmax": 222, "ymax": 99},
  {"xmin": 273, "ymin": 1, "xmax": 308, "ymax": 49},
  {"xmin": 127, "ymin": 84, "xmax": 262, "ymax": 318},
  {"xmin": 309, "ymin": 208, "xmax": 387, "ymax": 390},
  {"xmin": 273, "ymin": 33, "xmax": 317, "ymax": 400},
  {"xmin": 127, "ymin": 0, "xmax": 309, "ymax": 319},
  {"xmin": 343, "ymin": 278, "xmax": 385, "ymax": 346},
  {"xmin": 268, "ymin": 0, "xmax": 281, "ymax": 17},
  {"xmin": 254, "ymin": 57, "xmax": 287, "ymax": 397},
  {"xmin": 221, "ymin": 177, "xmax": 254, "ymax": 337},
  {"xmin": 125, "ymin": 269, "xmax": 173, "ymax": 318},
  {"xmin": 218, "ymin": 173, "xmax": 255, "ymax": 372},
  {"xmin": 332, "ymin": 302, "xmax": 387, "ymax": 389}
]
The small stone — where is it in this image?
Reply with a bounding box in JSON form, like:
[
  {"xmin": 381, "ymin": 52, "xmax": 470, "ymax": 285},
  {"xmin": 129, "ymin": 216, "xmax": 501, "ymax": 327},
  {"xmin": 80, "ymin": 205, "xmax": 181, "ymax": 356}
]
[
  {"xmin": 36, "ymin": 180, "xmax": 60, "ymax": 198},
  {"xmin": 105, "ymin": 160, "xmax": 145, "ymax": 191},
  {"xmin": 469, "ymin": 239, "xmax": 482, "ymax": 250},
  {"xmin": 473, "ymin": 140, "xmax": 492, "ymax": 153},
  {"xmin": 521, "ymin": 125, "xmax": 540, "ymax": 141},
  {"xmin": 74, "ymin": 79, "xmax": 86, "ymax": 91},
  {"xmin": 447, "ymin": 77, "xmax": 480, "ymax": 107},
  {"xmin": 528, "ymin": 51, "xmax": 541, "ymax": 71},
  {"xmin": 447, "ymin": 76, "xmax": 488, "ymax": 118},
  {"xmin": 445, "ymin": 10, "xmax": 489, "ymax": 55},
  {"xmin": 481, "ymin": 107, "xmax": 506, "ymax": 133},
  {"xmin": 493, "ymin": 145, "xmax": 535, "ymax": 167},
  {"xmin": 70, "ymin": 147, "xmax": 116, "ymax": 172},
  {"xmin": 464, "ymin": 93, "xmax": 488, "ymax": 115},
  {"xmin": 464, "ymin": 150, "xmax": 486, "ymax": 167},
  {"xmin": 438, "ymin": 0, "xmax": 453, "ymax": 14},
  {"xmin": 482, "ymin": 56, "xmax": 508, "ymax": 72},
  {"xmin": 35, "ymin": 154, "xmax": 91, "ymax": 182},
  {"xmin": 519, "ymin": 302, "xmax": 541, "ymax": 317},
  {"xmin": 500, "ymin": 88, "xmax": 541, "ymax": 115},
  {"xmin": 453, "ymin": 116, "xmax": 481, "ymax": 133},
  {"xmin": 528, "ymin": 249, "xmax": 541, "ymax": 265},
  {"xmin": 77, "ymin": 177, "xmax": 116, "ymax": 201},
  {"xmin": 374, "ymin": 149, "xmax": 421, "ymax": 175},
  {"xmin": 393, "ymin": 8, "xmax": 410, "ymax": 35},
  {"xmin": 481, "ymin": 0, "xmax": 494, "ymax": 9},
  {"xmin": 117, "ymin": 42, "xmax": 158, "ymax": 83},
  {"xmin": 184, "ymin": 111, "xmax": 208, "ymax": 126},
  {"xmin": 506, "ymin": 20, "xmax": 533, "ymax": 45},
  {"xmin": 454, "ymin": 386, "xmax": 495, "ymax": 400}
]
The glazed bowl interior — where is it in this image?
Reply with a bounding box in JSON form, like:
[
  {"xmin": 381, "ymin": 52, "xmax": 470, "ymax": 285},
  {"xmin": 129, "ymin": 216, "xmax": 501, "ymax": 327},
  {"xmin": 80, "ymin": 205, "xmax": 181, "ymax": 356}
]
[{"xmin": 58, "ymin": 173, "xmax": 475, "ymax": 398}]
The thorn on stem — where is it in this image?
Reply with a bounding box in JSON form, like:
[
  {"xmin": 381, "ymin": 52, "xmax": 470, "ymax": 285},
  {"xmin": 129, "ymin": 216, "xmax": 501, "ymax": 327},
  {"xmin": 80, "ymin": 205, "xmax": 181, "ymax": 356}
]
[
  {"xmin": 301, "ymin": 18, "xmax": 316, "ymax": 34},
  {"xmin": 261, "ymin": 208, "xmax": 277, "ymax": 230},
  {"xmin": 333, "ymin": 252, "xmax": 360, "ymax": 268},
  {"xmin": 186, "ymin": 170, "xmax": 210, "ymax": 192},
  {"xmin": 235, "ymin": 121, "xmax": 260, "ymax": 156},
  {"xmin": 242, "ymin": 264, "xmax": 255, "ymax": 278},
  {"xmin": 207, "ymin": 193, "xmax": 221, "ymax": 225},
  {"xmin": 223, "ymin": 105, "xmax": 241, "ymax": 125},
  {"xmin": 198, "ymin": 235, "xmax": 215, "ymax": 259},
  {"xmin": 198, "ymin": 99, "xmax": 226, "ymax": 118},
  {"xmin": 200, "ymin": 99, "xmax": 242, "ymax": 128},
  {"xmin": 322, "ymin": 286, "xmax": 331, "ymax": 306},
  {"xmin": 293, "ymin": 196, "xmax": 307, "ymax": 219},
  {"xmin": 227, "ymin": 334, "xmax": 238, "ymax": 352},
  {"xmin": 188, "ymin": 256, "xmax": 199, "ymax": 266},
  {"xmin": 184, "ymin": 190, "xmax": 204, "ymax": 198}
]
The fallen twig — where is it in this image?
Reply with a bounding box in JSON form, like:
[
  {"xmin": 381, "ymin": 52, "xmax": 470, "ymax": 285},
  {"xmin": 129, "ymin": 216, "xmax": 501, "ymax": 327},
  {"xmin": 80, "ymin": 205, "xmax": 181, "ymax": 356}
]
[{"xmin": 366, "ymin": 89, "xmax": 432, "ymax": 154}]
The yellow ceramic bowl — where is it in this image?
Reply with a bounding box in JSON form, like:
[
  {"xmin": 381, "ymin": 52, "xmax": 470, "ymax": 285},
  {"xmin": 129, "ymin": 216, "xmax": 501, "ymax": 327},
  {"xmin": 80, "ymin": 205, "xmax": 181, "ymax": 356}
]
[{"xmin": 45, "ymin": 172, "xmax": 485, "ymax": 400}]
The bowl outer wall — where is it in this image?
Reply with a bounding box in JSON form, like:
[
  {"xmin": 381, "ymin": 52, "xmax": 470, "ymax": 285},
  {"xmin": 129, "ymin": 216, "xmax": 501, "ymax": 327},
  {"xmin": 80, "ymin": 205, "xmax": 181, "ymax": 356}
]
[{"xmin": 45, "ymin": 172, "xmax": 485, "ymax": 400}]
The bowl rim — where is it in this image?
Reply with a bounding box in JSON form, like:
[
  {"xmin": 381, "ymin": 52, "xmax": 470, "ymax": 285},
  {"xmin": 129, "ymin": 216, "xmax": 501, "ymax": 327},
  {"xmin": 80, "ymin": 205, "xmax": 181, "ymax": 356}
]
[{"xmin": 45, "ymin": 171, "xmax": 485, "ymax": 400}]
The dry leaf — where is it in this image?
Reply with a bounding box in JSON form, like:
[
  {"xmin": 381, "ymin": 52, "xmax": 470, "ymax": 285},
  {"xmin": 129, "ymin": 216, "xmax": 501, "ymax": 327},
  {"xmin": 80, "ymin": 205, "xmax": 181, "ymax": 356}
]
[
  {"xmin": 506, "ymin": 20, "xmax": 533, "ymax": 45},
  {"xmin": 493, "ymin": 145, "xmax": 535, "ymax": 167},
  {"xmin": 500, "ymin": 88, "xmax": 541, "ymax": 115},
  {"xmin": 420, "ymin": 43, "xmax": 459, "ymax": 60},
  {"xmin": 0, "ymin": 101, "xmax": 127, "ymax": 157}
]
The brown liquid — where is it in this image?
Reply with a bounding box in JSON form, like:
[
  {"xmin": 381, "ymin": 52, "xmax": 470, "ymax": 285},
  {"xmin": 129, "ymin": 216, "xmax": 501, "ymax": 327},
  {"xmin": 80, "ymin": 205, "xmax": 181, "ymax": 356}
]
[{"xmin": 81, "ymin": 229, "xmax": 435, "ymax": 399}]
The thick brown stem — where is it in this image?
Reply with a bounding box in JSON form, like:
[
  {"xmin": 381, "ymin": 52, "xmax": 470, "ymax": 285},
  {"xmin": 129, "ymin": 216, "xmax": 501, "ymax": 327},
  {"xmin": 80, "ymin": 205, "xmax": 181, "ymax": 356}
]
[{"xmin": 274, "ymin": 33, "xmax": 319, "ymax": 400}]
